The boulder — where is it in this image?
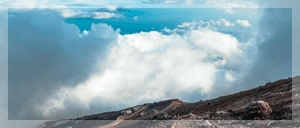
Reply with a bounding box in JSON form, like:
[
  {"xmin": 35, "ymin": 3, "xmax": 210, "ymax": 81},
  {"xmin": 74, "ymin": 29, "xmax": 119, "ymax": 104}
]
[
  {"xmin": 242, "ymin": 101, "xmax": 272, "ymax": 120},
  {"xmin": 121, "ymin": 109, "xmax": 132, "ymax": 115}
]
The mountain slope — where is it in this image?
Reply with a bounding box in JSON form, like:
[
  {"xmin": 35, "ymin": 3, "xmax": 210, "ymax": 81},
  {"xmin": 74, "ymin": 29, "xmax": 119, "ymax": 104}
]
[{"xmin": 39, "ymin": 76, "xmax": 300, "ymax": 128}]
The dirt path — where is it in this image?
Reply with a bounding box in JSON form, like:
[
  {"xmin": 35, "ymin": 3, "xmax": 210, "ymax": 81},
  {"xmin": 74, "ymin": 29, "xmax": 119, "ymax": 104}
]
[{"xmin": 98, "ymin": 116, "xmax": 124, "ymax": 128}]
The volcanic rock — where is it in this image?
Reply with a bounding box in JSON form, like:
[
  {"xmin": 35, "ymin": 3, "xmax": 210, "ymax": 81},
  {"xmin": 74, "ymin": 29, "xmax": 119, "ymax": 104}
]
[{"xmin": 242, "ymin": 100, "xmax": 272, "ymax": 120}]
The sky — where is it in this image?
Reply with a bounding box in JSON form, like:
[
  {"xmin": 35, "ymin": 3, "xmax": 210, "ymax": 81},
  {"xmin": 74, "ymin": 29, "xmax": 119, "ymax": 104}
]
[{"xmin": 0, "ymin": 0, "xmax": 299, "ymax": 127}]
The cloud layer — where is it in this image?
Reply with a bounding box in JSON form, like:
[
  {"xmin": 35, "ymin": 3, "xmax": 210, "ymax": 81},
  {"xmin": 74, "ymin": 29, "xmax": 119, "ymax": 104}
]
[
  {"xmin": 177, "ymin": 18, "xmax": 251, "ymax": 28},
  {"xmin": 236, "ymin": 19, "xmax": 251, "ymax": 27},
  {"xmin": 8, "ymin": 8, "xmax": 273, "ymax": 120},
  {"xmin": 8, "ymin": 9, "xmax": 120, "ymax": 119},
  {"xmin": 3, "ymin": 1, "xmax": 294, "ymax": 123},
  {"xmin": 39, "ymin": 19, "xmax": 248, "ymax": 118}
]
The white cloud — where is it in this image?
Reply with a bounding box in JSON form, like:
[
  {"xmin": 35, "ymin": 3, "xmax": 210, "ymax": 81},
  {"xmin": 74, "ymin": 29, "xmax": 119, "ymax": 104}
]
[
  {"xmin": 178, "ymin": 18, "xmax": 235, "ymax": 28},
  {"xmin": 143, "ymin": 0, "xmax": 207, "ymax": 5},
  {"xmin": 60, "ymin": 9, "xmax": 122, "ymax": 19},
  {"xmin": 133, "ymin": 16, "xmax": 138, "ymax": 20},
  {"xmin": 188, "ymin": 29, "xmax": 242, "ymax": 58},
  {"xmin": 142, "ymin": 0, "xmax": 259, "ymax": 14},
  {"xmin": 165, "ymin": 0, "xmax": 176, "ymax": 4},
  {"xmin": 163, "ymin": 27, "xmax": 172, "ymax": 33},
  {"xmin": 177, "ymin": 22, "xmax": 195, "ymax": 28},
  {"xmin": 4, "ymin": 0, "xmax": 74, "ymax": 9},
  {"xmin": 82, "ymin": 30, "xmax": 88, "ymax": 35},
  {"xmin": 4, "ymin": 0, "xmax": 108, "ymax": 9},
  {"xmin": 79, "ymin": 30, "xmax": 89, "ymax": 37},
  {"xmin": 206, "ymin": 0, "xmax": 258, "ymax": 14},
  {"xmin": 59, "ymin": 6, "xmax": 87, "ymax": 18},
  {"xmin": 225, "ymin": 72, "xmax": 236, "ymax": 82},
  {"xmin": 211, "ymin": 18, "xmax": 235, "ymax": 26},
  {"xmin": 106, "ymin": 5, "xmax": 118, "ymax": 11},
  {"xmin": 6, "ymin": 0, "xmax": 38, "ymax": 9},
  {"xmin": 93, "ymin": 12, "xmax": 118, "ymax": 19},
  {"xmin": 2, "ymin": 1, "xmax": 88, "ymax": 19},
  {"xmin": 3, "ymin": 0, "xmax": 122, "ymax": 20},
  {"xmin": 39, "ymin": 21, "xmax": 245, "ymax": 117},
  {"xmin": 3, "ymin": 0, "xmax": 260, "ymax": 11},
  {"xmin": 219, "ymin": 18, "xmax": 235, "ymax": 26},
  {"xmin": 236, "ymin": 19, "xmax": 251, "ymax": 27},
  {"xmin": 177, "ymin": 19, "xmax": 252, "ymax": 29}
]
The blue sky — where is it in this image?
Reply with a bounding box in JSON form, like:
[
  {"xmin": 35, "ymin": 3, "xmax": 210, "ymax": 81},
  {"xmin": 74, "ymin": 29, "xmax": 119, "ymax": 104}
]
[{"xmin": 0, "ymin": 0, "xmax": 299, "ymax": 127}]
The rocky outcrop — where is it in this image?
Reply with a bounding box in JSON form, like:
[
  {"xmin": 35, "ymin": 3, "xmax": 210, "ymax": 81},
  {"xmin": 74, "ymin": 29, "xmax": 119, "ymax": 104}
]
[{"xmin": 242, "ymin": 100, "xmax": 272, "ymax": 120}]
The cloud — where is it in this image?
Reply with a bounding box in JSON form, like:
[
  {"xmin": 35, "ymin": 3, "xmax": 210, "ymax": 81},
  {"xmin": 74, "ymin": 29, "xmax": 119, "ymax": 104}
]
[
  {"xmin": 204, "ymin": 8, "xmax": 292, "ymax": 101},
  {"xmin": 6, "ymin": 0, "xmax": 39, "ymax": 9},
  {"xmin": 60, "ymin": 8, "xmax": 122, "ymax": 19},
  {"xmin": 211, "ymin": 18, "xmax": 235, "ymax": 26},
  {"xmin": 133, "ymin": 16, "xmax": 138, "ymax": 20},
  {"xmin": 165, "ymin": 0, "xmax": 177, "ymax": 4},
  {"xmin": 3, "ymin": 0, "xmax": 107, "ymax": 9},
  {"xmin": 3, "ymin": 0, "xmax": 79, "ymax": 9},
  {"xmin": 220, "ymin": 18, "xmax": 235, "ymax": 26},
  {"xmin": 177, "ymin": 19, "xmax": 252, "ymax": 29},
  {"xmin": 177, "ymin": 22, "xmax": 195, "ymax": 28},
  {"xmin": 235, "ymin": 8, "xmax": 292, "ymax": 89},
  {"xmin": 39, "ymin": 21, "xmax": 246, "ymax": 118},
  {"xmin": 93, "ymin": 12, "xmax": 120, "ymax": 19},
  {"xmin": 205, "ymin": 0, "xmax": 259, "ymax": 14},
  {"xmin": 106, "ymin": 5, "xmax": 118, "ymax": 11},
  {"xmin": 8, "ymin": 9, "xmax": 120, "ymax": 119},
  {"xmin": 5, "ymin": 1, "xmax": 294, "ymax": 123},
  {"xmin": 8, "ymin": 8, "xmax": 260, "ymax": 120},
  {"xmin": 142, "ymin": 0, "xmax": 163, "ymax": 4},
  {"xmin": 178, "ymin": 18, "xmax": 236, "ymax": 28},
  {"xmin": 7, "ymin": 8, "xmax": 259, "ymax": 120},
  {"xmin": 3, "ymin": 0, "xmax": 122, "ymax": 20},
  {"xmin": 141, "ymin": 0, "xmax": 258, "ymax": 14},
  {"xmin": 59, "ymin": 6, "xmax": 86, "ymax": 18},
  {"xmin": 225, "ymin": 72, "xmax": 236, "ymax": 82},
  {"xmin": 236, "ymin": 19, "xmax": 251, "ymax": 27},
  {"xmin": 207, "ymin": 2, "xmax": 245, "ymax": 14},
  {"xmin": 142, "ymin": 0, "xmax": 206, "ymax": 4}
]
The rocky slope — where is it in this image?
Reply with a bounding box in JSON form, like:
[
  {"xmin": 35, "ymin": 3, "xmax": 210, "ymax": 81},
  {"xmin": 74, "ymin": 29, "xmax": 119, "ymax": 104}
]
[{"xmin": 39, "ymin": 76, "xmax": 300, "ymax": 128}]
